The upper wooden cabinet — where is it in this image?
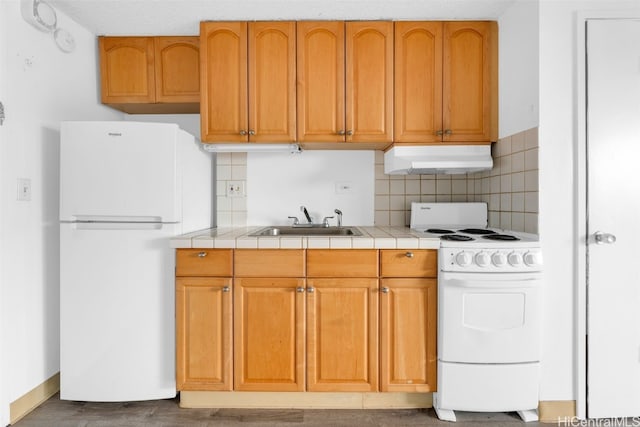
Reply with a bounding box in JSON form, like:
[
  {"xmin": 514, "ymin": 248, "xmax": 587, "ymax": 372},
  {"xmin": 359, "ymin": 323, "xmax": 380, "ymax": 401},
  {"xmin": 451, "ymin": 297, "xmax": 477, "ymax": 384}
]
[
  {"xmin": 297, "ymin": 22, "xmax": 345, "ymax": 144},
  {"xmin": 297, "ymin": 21, "xmax": 393, "ymax": 147},
  {"xmin": 99, "ymin": 36, "xmax": 200, "ymax": 114},
  {"xmin": 154, "ymin": 37, "xmax": 201, "ymax": 103},
  {"xmin": 394, "ymin": 21, "xmax": 497, "ymax": 144},
  {"xmin": 200, "ymin": 21, "xmax": 296, "ymax": 143}
]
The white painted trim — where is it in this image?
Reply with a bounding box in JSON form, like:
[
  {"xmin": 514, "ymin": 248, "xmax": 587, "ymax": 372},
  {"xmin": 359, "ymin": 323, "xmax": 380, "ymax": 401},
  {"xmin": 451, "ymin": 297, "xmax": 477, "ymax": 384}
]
[{"xmin": 575, "ymin": 9, "xmax": 640, "ymax": 420}]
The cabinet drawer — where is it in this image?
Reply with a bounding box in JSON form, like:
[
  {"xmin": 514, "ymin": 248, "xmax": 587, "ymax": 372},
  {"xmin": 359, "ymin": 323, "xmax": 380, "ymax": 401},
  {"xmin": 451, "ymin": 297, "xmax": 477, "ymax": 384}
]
[
  {"xmin": 307, "ymin": 250, "xmax": 378, "ymax": 278},
  {"xmin": 380, "ymin": 250, "xmax": 437, "ymax": 278},
  {"xmin": 176, "ymin": 249, "xmax": 233, "ymax": 277},
  {"xmin": 234, "ymin": 250, "xmax": 305, "ymax": 277}
]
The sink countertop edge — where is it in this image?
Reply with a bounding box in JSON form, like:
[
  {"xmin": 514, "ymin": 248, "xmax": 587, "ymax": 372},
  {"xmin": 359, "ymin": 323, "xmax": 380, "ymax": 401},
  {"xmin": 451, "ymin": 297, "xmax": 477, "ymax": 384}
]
[{"xmin": 171, "ymin": 226, "xmax": 440, "ymax": 250}]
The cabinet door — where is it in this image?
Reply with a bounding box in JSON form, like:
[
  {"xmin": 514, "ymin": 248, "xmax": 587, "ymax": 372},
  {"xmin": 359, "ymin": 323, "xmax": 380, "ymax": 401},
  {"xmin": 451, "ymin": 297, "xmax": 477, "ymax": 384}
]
[
  {"xmin": 297, "ymin": 21, "xmax": 345, "ymax": 143},
  {"xmin": 234, "ymin": 277, "xmax": 305, "ymax": 391},
  {"xmin": 154, "ymin": 36, "xmax": 200, "ymax": 104},
  {"xmin": 380, "ymin": 278, "xmax": 437, "ymax": 392},
  {"xmin": 443, "ymin": 21, "xmax": 498, "ymax": 143},
  {"xmin": 99, "ymin": 37, "xmax": 155, "ymax": 104},
  {"xmin": 346, "ymin": 22, "xmax": 393, "ymax": 144},
  {"xmin": 394, "ymin": 22, "xmax": 443, "ymax": 143},
  {"xmin": 200, "ymin": 22, "xmax": 248, "ymax": 142},
  {"xmin": 176, "ymin": 277, "xmax": 232, "ymax": 391},
  {"xmin": 306, "ymin": 278, "xmax": 379, "ymax": 391},
  {"xmin": 248, "ymin": 22, "xmax": 297, "ymax": 142}
]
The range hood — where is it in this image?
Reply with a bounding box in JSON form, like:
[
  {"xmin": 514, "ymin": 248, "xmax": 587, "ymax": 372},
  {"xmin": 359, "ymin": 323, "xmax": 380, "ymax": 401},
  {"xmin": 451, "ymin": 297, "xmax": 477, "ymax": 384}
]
[{"xmin": 384, "ymin": 145, "xmax": 493, "ymax": 175}]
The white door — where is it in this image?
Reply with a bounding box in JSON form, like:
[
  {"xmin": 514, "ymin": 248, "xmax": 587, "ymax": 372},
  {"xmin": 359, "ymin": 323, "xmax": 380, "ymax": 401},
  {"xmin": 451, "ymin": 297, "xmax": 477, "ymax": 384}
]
[
  {"xmin": 60, "ymin": 222, "xmax": 178, "ymax": 401},
  {"xmin": 438, "ymin": 272, "xmax": 541, "ymax": 364},
  {"xmin": 587, "ymin": 19, "xmax": 640, "ymax": 418},
  {"xmin": 59, "ymin": 121, "xmax": 181, "ymax": 222}
]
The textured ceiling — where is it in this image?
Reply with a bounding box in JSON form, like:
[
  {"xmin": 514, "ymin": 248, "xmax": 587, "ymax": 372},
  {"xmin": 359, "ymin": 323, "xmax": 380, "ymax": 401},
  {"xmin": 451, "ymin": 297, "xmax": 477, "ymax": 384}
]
[{"xmin": 48, "ymin": 0, "xmax": 518, "ymax": 36}]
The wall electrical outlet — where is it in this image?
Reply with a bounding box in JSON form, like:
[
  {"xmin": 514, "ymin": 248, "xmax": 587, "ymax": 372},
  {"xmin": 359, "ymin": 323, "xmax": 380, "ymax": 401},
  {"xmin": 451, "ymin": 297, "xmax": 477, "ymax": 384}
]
[
  {"xmin": 335, "ymin": 181, "xmax": 354, "ymax": 194},
  {"xmin": 17, "ymin": 178, "xmax": 31, "ymax": 201},
  {"xmin": 227, "ymin": 181, "xmax": 245, "ymax": 197}
]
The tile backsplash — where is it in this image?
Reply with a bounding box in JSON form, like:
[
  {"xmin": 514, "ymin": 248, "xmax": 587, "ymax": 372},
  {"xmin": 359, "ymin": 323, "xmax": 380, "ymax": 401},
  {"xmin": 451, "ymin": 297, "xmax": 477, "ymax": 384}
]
[
  {"xmin": 374, "ymin": 127, "xmax": 539, "ymax": 233},
  {"xmin": 216, "ymin": 152, "xmax": 249, "ymax": 227},
  {"xmin": 217, "ymin": 127, "xmax": 539, "ymax": 234}
]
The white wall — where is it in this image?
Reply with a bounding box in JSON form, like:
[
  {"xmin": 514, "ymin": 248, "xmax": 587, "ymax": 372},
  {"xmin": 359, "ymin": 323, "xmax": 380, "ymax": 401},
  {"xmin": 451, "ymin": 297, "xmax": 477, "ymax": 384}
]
[
  {"xmin": 247, "ymin": 151, "xmax": 374, "ymax": 226},
  {"xmin": 0, "ymin": 2, "xmax": 8, "ymax": 423},
  {"xmin": 0, "ymin": 1, "xmax": 122, "ymax": 423},
  {"xmin": 498, "ymin": 0, "xmax": 539, "ymax": 137}
]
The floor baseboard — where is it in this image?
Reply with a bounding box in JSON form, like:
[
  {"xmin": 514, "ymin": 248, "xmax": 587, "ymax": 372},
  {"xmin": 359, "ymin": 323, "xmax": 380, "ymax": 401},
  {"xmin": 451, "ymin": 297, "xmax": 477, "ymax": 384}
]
[
  {"xmin": 9, "ymin": 372, "xmax": 60, "ymax": 425},
  {"xmin": 538, "ymin": 400, "xmax": 576, "ymax": 424},
  {"xmin": 180, "ymin": 391, "xmax": 433, "ymax": 409}
]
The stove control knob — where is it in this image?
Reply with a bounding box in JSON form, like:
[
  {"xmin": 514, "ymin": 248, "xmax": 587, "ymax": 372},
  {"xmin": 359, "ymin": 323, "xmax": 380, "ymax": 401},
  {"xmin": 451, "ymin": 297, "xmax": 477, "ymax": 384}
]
[
  {"xmin": 492, "ymin": 252, "xmax": 507, "ymax": 267},
  {"xmin": 455, "ymin": 251, "xmax": 473, "ymax": 267},
  {"xmin": 474, "ymin": 251, "xmax": 490, "ymax": 267},
  {"xmin": 508, "ymin": 251, "xmax": 523, "ymax": 267},
  {"xmin": 524, "ymin": 251, "xmax": 542, "ymax": 267}
]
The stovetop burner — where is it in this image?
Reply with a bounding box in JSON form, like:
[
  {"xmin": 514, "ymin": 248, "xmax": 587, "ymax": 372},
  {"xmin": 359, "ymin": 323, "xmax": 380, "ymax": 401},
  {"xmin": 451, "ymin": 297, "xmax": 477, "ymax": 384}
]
[
  {"xmin": 425, "ymin": 228, "xmax": 455, "ymax": 234},
  {"xmin": 482, "ymin": 234, "xmax": 521, "ymax": 241},
  {"xmin": 457, "ymin": 228, "xmax": 497, "ymax": 235},
  {"xmin": 441, "ymin": 234, "xmax": 475, "ymax": 242}
]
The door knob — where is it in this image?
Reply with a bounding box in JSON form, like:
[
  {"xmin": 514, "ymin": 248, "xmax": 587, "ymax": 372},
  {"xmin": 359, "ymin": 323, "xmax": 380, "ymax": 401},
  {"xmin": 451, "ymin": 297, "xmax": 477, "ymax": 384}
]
[{"xmin": 594, "ymin": 231, "xmax": 617, "ymax": 245}]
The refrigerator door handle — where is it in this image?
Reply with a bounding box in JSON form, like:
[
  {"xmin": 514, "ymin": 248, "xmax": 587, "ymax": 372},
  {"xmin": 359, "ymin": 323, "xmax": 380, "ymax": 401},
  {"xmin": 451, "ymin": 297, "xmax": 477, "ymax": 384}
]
[
  {"xmin": 71, "ymin": 222, "xmax": 164, "ymax": 231},
  {"xmin": 71, "ymin": 215, "xmax": 164, "ymax": 223}
]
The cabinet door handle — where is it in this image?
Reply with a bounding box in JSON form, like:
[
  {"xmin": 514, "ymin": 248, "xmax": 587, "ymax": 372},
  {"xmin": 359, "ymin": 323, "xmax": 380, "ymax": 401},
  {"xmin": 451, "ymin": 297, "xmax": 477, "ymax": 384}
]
[
  {"xmin": 248, "ymin": 130, "xmax": 256, "ymax": 136},
  {"xmin": 381, "ymin": 287, "xmax": 390, "ymax": 294},
  {"xmin": 197, "ymin": 251, "xmax": 207, "ymax": 258},
  {"xmin": 435, "ymin": 130, "xmax": 444, "ymax": 136},
  {"xmin": 222, "ymin": 286, "xmax": 230, "ymax": 293},
  {"xmin": 296, "ymin": 287, "xmax": 305, "ymax": 293},
  {"xmin": 444, "ymin": 129, "xmax": 453, "ymax": 135},
  {"xmin": 346, "ymin": 130, "xmax": 353, "ymax": 136},
  {"xmin": 405, "ymin": 252, "xmax": 414, "ymax": 258},
  {"xmin": 337, "ymin": 130, "xmax": 346, "ymax": 136},
  {"xmin": 239, "ymin": 130, "xmax": 247, "ymax": 136},
  {"xmin": 307, "ymin": 287, "xmax": 315, "ymax": 293}
]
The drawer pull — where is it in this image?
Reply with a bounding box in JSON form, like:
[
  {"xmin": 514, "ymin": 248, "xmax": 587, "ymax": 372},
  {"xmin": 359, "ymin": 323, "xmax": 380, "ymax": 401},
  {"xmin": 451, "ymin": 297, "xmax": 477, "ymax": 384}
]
[
  {"xmin": 296, "ymin": 287, "xmax": 305, "ymax": 293},
  {"xmin": 307, "ymin": 287, "xmax": 315, "ymax": 293},
  {"xmin": 222, "ymin": 286, "xmax": 230, "ymax": 293},
  {"xmin": 405, "ymin": 252, "xmax": 414, "ymax": 258},
  {"xmin": 197, "ymin": 251, "xmax": 207, "ymax": 258},
  {"xmin": 381, "ymin": 287, "xmax": 390, "ymax": 294}
]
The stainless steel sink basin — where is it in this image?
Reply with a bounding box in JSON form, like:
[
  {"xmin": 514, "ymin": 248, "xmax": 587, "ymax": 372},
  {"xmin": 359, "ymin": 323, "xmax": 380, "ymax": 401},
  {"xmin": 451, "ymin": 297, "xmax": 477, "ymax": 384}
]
[{"xmin": 249, "ymin": 226, "xmax": 362, "ymax": 237}]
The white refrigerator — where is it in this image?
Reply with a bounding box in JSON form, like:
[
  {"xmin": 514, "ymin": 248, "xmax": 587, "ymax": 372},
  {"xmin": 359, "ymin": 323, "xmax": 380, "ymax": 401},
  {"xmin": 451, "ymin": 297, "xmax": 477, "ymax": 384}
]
[{"xmin": 59, "ymin": 121, "xmax": 213, "ymax": 401}]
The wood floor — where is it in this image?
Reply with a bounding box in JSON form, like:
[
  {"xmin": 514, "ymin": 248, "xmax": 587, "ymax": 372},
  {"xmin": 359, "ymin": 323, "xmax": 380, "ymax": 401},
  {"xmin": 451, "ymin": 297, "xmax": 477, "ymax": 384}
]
[{"xmin": 13, "ymin": 394, "xmax": 543, "ymax": 426}]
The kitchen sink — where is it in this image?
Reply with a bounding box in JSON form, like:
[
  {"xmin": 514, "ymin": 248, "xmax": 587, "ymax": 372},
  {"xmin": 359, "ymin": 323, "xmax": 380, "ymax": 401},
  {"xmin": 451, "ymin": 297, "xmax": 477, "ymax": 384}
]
[{"xmin": 249, "ymin": 226, "xmax": 363, "ymax": 237}]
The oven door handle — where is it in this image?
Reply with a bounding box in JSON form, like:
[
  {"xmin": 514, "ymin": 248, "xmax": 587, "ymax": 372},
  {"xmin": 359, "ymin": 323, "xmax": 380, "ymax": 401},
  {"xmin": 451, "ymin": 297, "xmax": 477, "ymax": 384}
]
[{"xmin": 442, "ymin": 278, "xmax": 541, "ymax": 289}]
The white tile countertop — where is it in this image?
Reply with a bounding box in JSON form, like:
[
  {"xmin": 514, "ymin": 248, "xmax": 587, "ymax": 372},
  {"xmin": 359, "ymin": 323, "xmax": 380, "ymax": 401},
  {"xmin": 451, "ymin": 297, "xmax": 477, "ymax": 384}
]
[{"xmin": 170, "ymin": 226, "xmax": 441, "ymax": 250}]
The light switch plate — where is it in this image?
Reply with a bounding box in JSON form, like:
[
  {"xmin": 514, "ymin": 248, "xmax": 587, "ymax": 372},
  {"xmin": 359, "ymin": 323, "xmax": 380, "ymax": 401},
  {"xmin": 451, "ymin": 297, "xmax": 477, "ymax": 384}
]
[{"xmin": 17, "ymin": 178, "xmax": 31, "ymax": 201}]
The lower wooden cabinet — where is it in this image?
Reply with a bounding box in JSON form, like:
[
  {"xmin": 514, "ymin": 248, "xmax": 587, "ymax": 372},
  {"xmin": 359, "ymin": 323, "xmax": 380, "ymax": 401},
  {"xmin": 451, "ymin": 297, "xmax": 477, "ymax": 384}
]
[
  {"xmin": 380, "ymin": 278, "xmax": 437, "ymax": 392},
  {"xmin": 234, "ymin": 277, "xmax": 306, "ymax": 391},
  {"xmin": 176, "ymin": 277, "xmax": 232, "ymax": 390},
  {"xmin": 307, "ymin": 278, "xmax": 379, "ymax": 392},
  {"xmin": 175, "ymin": 248, "xmax": 437, "ymax": 394}
]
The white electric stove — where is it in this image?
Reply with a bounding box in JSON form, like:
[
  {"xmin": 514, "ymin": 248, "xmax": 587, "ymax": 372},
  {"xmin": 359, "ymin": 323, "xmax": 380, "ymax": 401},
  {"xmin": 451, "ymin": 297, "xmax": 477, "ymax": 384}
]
[{"xmin": 410, "ymin": 202, "xmax": 542, "ymax": 423}]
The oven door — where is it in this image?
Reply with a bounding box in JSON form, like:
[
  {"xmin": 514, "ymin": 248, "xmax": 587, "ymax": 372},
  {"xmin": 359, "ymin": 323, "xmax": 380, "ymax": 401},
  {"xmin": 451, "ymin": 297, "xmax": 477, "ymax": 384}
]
[{"xmin": 438, "ymin": 271, "xmax": 542, "ymax": 364}]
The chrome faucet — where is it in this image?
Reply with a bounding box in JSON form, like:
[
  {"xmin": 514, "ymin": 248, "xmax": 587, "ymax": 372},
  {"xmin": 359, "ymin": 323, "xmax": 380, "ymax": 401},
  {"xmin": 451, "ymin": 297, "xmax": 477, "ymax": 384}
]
[
  {"xmin": 334, "ymin": 209, "xmax": 343, "ymax": 227},
  {"xmin": 300, "ymin": 206, "xmax": 312, "ymax": 224}
]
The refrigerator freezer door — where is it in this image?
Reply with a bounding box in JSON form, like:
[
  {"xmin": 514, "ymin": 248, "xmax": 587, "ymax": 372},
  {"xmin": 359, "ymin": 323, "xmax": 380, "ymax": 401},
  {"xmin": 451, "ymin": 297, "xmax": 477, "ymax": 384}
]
[
  {"xmin": 60, "ymin": 223, "xmax": 177, "ymax": 401},
  {"xmin": 60, "ymin": 121, "xmax": 182, "ymax": 223}
]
